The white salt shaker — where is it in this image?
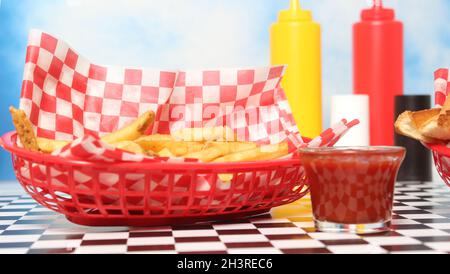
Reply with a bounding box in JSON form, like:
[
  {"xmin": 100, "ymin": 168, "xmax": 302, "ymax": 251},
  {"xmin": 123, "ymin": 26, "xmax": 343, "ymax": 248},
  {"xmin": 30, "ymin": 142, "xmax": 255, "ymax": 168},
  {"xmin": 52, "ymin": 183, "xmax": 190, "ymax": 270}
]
[{"xmin": 330, "ymin": 95, "xmax": 370, "ymax": 146}]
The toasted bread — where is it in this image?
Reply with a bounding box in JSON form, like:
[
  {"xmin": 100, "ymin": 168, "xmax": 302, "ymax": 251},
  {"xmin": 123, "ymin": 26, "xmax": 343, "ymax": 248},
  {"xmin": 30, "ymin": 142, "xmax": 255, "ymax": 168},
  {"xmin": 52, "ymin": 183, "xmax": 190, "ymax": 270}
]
[
  {"xmin": 395, "ymin": 110, "xmax": 440, "ymax": 143},
  {"xmin": 441, "ymin": 96, "xmax": 450, "ymax": 113},
  {"xmin": 419, "ymin": 96, "xmax": 450, "ymax": 141},
  {"xmin": 420, "ymin": 110, "xmax": 450, "ymax": 141},
  {"xmin": 411, "ymin": 108, "xmax": 441, "ymax": 128}
]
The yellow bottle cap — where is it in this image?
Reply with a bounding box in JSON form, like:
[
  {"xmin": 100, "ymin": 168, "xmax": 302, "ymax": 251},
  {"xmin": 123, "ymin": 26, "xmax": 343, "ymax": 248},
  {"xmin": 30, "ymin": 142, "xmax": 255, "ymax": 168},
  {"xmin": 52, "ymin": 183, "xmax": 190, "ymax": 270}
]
[{"xmin": 278, "ymin": 0, "xmax": 312, "ymax": 22}]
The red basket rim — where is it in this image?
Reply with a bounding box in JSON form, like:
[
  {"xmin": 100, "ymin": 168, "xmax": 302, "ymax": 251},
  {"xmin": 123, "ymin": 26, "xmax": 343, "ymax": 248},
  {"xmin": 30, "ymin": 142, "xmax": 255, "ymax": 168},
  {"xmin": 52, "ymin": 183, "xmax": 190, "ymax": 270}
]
[
  {"xmin": 423, "ymin": 141, "xmax": 450, "ymax": 156},
  {"xmin": 0, "ymin": 131, "xmax": 308, "ymax": 170}
]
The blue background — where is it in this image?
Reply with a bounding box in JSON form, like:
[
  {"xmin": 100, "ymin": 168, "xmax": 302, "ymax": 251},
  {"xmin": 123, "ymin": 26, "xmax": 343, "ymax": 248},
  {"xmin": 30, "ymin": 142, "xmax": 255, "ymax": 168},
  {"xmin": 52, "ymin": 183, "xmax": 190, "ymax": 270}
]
[{"xmin": 1, "ymin": 0, "xmax": 449, "ymax": 180}]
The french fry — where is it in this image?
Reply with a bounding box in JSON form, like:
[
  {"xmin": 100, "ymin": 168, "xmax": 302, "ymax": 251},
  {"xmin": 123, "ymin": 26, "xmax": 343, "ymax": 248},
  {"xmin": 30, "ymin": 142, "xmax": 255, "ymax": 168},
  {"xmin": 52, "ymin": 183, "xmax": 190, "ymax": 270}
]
[
  {"xmin": 8, "ymin": 105, "xmax": 290, "ymax": 168},
  {"xmin": 136, "ymin": 140, "xmax": 173, "ymax": 153},
  {"xmin": 214, "ymin": 142, "xmax": 289, "ymax": 182},
  {"xmin": 185, "ymin": 142, "xmax": 257, "ymax": 162},
  {"xmin": 136, "ymin": 134, "xmax": 174, "ymax": 142},
  {"xmin": 158, "ymin": 148, "xmax": 176, "ymax": 158},
  {"xmin": 218, "ymin": 174, "xmax": 234, "ymax": 182},
  {"xmin": 111, "ymin": 141, "xmax": 145, "ymax": 155},
  {"xmin": 37, "ymin": 138, "xmax": 70, "ymax": 154},
  {"xmin": 101, "ymin": 111, "xmax": 155, "ymax": 144},
  {"xmin": 213, "ymin": 142, "xmax": 289, "ymax": 163},
  {"xmin": 168, "ymin": 142, "xmax": 206, "ymax": 157},
  {"xmin": 172, "ymin": 126, "xmax": 237, "ymax": 142},
  {"xmin": 135, "ymin": 135, "xmax": 174, "ymax": 152},
  {"xmin": 183, "ymin": 144, "xmax": 221, "ymax": 162},
  {"xmin": 136, "ymin": 135, "xmax": 206, "ymax": 156},
  {"xmin": 9, "ymin": 107, "xmax": 40, "ymax": 152},
  {"xmin": 213, "ymin": 142, "xmax": 258, "ymax": 152}
]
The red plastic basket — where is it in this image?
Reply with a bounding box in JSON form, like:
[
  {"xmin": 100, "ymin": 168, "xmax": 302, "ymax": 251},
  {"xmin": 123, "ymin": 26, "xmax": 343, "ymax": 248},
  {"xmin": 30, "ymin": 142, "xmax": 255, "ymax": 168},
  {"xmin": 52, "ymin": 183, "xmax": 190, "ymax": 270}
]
[
  {"xmin": 0, "ymin": 132, "xmax": 310, "ymax": 227},
  {"xmin": 424, "ymin": 142, "xmax": 450, "ymax": 188}
]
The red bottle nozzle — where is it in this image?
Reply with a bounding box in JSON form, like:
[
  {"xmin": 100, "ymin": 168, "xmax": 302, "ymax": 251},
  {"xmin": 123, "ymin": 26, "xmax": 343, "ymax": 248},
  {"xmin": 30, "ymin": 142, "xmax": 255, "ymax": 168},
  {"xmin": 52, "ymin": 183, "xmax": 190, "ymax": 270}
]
[
  {"xmin": 362, "ymin": 0, "xmax": 394, "ymax": 21},
  {"xmin": 373, "ymin": 0, "xmax": 383, "ymax": 8}
]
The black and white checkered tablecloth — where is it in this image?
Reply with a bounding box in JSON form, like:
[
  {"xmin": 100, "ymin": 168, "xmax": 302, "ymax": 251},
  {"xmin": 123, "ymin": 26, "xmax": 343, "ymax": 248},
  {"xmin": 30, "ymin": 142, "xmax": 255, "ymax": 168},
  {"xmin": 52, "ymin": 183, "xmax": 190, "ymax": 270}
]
[{"xmin": 1, "ymin": 181, "xmax": 450, "ymax": 254}]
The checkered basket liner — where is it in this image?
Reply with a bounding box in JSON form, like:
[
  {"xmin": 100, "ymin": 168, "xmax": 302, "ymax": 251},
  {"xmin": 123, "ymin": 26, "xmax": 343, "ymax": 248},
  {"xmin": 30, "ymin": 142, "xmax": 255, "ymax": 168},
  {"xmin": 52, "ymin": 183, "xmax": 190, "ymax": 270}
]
[
  {"xmin": 2, "ymin": 30, "xmax": 359, "ymax": 224},
  {"xmin": 427, "ymin": 68, "xmax": 450, "ymax": 188}
]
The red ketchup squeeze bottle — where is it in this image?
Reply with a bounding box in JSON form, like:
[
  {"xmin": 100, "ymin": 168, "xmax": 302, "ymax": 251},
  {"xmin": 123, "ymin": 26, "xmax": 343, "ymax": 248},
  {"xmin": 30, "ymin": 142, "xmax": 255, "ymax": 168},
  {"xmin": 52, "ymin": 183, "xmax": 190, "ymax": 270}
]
[{"xmin": 353, "ymin": 0, "xmax": 403, "ymax": 146}]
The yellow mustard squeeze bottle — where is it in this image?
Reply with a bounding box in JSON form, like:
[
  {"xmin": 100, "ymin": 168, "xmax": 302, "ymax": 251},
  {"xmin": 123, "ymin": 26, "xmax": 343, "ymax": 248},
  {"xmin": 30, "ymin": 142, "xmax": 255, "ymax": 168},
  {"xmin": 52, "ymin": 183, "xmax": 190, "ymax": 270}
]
[{"xmin": 270, "ymin": 0, "xmax": 322, "ymax": 138}]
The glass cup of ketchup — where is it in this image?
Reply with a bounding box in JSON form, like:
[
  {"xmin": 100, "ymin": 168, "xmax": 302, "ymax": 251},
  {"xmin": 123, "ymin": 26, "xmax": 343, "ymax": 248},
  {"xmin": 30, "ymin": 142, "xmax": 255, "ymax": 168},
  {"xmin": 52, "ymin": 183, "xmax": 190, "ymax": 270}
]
[{"xmin": 298, "ymin": 147, "xmax": 406, "ymax": 234}]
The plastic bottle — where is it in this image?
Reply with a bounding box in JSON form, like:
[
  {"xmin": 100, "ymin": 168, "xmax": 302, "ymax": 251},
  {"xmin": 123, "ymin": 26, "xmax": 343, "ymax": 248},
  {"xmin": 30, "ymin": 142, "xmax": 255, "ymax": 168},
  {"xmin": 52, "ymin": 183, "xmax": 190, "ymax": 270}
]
[
  {"xmin": 353, "ymin": 0, "xmax": 404, "ymax": 146},
  {"xmin": 270, "ymin": 0, "xmax": 322, "ymax": 138}
]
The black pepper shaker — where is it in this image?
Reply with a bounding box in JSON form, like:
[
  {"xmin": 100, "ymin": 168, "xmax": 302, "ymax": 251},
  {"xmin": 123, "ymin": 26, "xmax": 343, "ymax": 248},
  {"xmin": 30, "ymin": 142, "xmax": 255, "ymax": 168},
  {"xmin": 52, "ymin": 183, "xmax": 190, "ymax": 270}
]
[{"xmin": 394, "ymin": 95, "xmax": 433, "ymax": 182}]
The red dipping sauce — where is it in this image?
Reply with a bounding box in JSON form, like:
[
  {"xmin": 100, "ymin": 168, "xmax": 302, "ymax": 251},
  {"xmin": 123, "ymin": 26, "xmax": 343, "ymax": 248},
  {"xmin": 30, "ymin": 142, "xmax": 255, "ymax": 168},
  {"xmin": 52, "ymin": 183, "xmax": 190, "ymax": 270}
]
[{"xmin": 299, "ymin": 147, "xmax": 405, "ymax": 233}]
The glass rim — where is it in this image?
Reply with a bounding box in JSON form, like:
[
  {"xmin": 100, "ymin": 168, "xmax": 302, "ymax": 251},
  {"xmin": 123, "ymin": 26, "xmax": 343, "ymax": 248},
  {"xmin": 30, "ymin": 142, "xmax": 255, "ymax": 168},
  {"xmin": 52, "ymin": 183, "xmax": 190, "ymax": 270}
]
[{"xmin": 297, "ymin": 146, "xmax": 406, "ymax": 155}]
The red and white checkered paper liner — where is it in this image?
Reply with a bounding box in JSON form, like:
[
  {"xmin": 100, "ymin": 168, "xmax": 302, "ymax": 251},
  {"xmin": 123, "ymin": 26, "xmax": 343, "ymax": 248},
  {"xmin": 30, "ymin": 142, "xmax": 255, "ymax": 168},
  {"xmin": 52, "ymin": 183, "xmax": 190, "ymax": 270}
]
[
  {"xmin": 433, "ymin": 68, "xmax": 450, "ymax": 187},
  {"xmin": 434, "ymin": 68, "xmax": 450, "ymax": 150},
  {"xmin": 15, "ymin": 30, "xmax": 358, "ymax": 207},
  {"xmin": 435, "ymin": 68, "xmax": 450, "ymax": 107},
  {"xmin": 19, "ymin": 29, "xmax": 358, "ymax": 160}
]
